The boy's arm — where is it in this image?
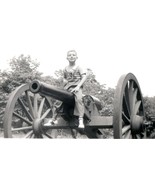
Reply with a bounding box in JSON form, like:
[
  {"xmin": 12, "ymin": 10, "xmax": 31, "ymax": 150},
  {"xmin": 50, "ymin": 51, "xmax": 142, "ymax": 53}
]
[
  {"xmin": 62, "ymin": 69, "xmax": 68, "ymax": 86},
  {"xmin": 63, "ymin": 78, "xmax": 68, "ymax": 86},
  {"xmin": 76, "ymin": 73, "xmax": 87, "ymax": 88},
  {"xmin": 71, "ymin": 69, "xmax": 88, "ymax": 93}
]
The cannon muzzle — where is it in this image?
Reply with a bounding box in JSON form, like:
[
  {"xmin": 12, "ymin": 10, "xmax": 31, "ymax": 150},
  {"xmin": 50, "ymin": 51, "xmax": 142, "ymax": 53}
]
[{"xmin": 29, "ymin": 80, "xmax": 74, "ymax": 104}]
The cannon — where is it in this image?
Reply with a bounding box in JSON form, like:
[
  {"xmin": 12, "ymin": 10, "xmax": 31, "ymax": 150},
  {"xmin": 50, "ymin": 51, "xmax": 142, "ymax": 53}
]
[{"xmin": 3, "ymin": 73, "xmax": 146, "ymax": 139}]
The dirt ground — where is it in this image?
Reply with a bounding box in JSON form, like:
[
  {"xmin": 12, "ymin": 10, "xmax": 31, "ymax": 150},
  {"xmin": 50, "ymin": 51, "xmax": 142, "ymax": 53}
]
[{"xmin": 0, "ymin": 129, "xmax": 113, "ymax": 139}]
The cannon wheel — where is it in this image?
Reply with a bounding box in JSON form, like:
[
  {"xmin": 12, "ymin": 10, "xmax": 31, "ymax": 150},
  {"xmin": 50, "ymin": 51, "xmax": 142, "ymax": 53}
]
[
  {"xmin": 113, "ymin": 73, "xmax": 145, "ymax": 139},
  {"xmin": 4, "ymin": 84, "xmax": 54, "ymax": 138}
]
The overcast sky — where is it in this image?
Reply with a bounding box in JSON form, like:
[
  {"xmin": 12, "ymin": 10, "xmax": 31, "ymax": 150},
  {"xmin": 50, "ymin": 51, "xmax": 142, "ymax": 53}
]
[{"xmin": 0, "ymin": 0, "xmax": 155, "ymax": 97}]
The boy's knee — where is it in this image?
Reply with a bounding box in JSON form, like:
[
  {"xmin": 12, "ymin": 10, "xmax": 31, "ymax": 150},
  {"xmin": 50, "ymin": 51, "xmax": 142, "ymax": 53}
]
[{"xmin": 75, "ymin": 97, "xmax": 83, "ymax": 104}]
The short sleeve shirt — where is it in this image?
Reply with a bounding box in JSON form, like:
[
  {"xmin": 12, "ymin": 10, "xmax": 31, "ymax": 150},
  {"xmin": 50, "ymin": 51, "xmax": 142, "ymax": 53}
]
[{"xmin": 63, "ymin": 65, "xmax": 85, "ymax": 90}]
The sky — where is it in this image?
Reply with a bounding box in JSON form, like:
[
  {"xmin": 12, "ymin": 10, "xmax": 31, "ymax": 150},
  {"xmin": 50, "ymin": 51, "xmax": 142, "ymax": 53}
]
[{"xmin": 0, "ymin": 0, "xmax": 155, "ymax": 97}]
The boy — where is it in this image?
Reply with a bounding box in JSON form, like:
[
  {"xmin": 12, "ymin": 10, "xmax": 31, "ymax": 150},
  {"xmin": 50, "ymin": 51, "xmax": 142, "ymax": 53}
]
[{"xmin": 63, "ymin": 50, "xmax": 87, "ymax": 128}]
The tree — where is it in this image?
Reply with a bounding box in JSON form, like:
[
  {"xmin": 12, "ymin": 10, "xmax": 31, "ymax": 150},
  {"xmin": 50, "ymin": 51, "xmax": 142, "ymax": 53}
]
[
  {"xmin": 0, "ymin": 54, "xmax": 43, "ymax": 128},
  {"xmin": 143, "ymin": 96, "xmax": 155, "ymax": 120},
  {"xmin": 1, "ymin": 54, "xmax": 43, "ymax": 93}
]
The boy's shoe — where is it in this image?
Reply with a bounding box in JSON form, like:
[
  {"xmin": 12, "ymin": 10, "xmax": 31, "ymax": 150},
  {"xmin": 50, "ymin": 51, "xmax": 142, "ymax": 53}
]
[
  {"xmin": 44, "ymin": 118, "xmax": 57, "ymax": 126},
  {"xmin": 78, "ymin": 117, "xmax": 84, "ymax": 129}
]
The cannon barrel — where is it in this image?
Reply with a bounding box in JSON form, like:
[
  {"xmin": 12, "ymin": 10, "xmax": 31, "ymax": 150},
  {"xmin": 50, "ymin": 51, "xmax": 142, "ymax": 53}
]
[{"xmin": 29, "ymin": 80, "xmax": 74, "ymax": 104}]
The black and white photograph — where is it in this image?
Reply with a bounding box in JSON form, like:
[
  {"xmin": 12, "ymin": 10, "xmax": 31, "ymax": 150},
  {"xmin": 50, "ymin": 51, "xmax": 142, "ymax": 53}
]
[{"xmin": 0, "ymin": 0, "xmax": 155, "ymax": 184}]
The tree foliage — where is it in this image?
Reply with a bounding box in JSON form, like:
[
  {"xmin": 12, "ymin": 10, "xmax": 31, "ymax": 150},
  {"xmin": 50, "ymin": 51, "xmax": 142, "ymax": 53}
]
[
  {"xmin": 0, "ymin": 54, "xmax": 43, "ymax": 127},
  {"xmin": 1, "ymin": 54, "xmax": 42, "ymax": 93},
  {"xmin": 143, "ymin": 96, "xmax": 155, "ymax": 120}
]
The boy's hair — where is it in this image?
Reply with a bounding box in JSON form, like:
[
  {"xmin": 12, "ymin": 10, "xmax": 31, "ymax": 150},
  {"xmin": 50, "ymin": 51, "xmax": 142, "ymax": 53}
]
[{"xmin": 67, "ymin": 50, "xmax": 77, "ymax": 56}]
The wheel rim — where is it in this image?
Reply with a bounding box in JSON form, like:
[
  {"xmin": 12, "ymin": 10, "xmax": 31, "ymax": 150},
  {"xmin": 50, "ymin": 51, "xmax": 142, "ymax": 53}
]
[
  {"xmin": 4, "ymin": 84, "xmax": 53, "ymax": 138},
  {"xmin": 113, "ymin": 73, "xmax": 144, "ymax": 139}
]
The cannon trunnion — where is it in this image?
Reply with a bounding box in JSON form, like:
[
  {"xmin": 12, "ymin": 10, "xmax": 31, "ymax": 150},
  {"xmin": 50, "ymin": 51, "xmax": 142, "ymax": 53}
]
[{"xmin": 3, "ymin": 73, "xmax": 146, "ymax": 139}]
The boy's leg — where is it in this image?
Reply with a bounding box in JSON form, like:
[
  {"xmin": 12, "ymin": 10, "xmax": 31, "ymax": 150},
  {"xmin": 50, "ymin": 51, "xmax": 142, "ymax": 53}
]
[
  {"xmin": 73, "ymin": 88, "xmax": 85, "ymax": 128},
  {"xmin": 78, "ymin": 117, "xmax": 84, "ymax": 128},
  {"xmin": 44, "ymin": 101, "xmax": 62, "ymax": 125}
]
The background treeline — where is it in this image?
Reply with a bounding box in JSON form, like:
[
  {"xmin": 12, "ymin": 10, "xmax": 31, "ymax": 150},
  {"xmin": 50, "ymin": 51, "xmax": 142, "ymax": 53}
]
[{"xmin": 0, "ymin": 54, "xmax": 154, "ymax": 128}]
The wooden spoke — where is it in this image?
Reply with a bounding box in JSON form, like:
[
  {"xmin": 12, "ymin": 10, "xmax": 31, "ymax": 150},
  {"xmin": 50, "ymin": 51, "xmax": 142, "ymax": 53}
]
[
  {"xmin": 122, "ymin": 125, "xmax": 131, "ymax": 135},
  {"xmin": 18, "ymin": 97, "xmax": 33, "ymax": 121},
  {"xmin": 132, "ymin": 88, "xmax": 138, "ymax": 108},
  {"xmin": 38, "ymin": 98, "xmax": 45, "ymax": 118},
  {"xmin": 124, "ymin": 84, "xmax": 130, "ymax": 115},
  {"xmin": 24, "ymin": 130, "xmax": 34, "ymax": 138},
  {"xmin": 25, "ymin": 90, "xmax": 35, "ymax": 118},
  {"xmin": 130, "ymin": 80, "xmax": 134, "ymax": 91},
  {"xmin": 122, "ymin": 111, "xmax": 130, "ymax": 124},
  {"xmin": 123, "ymin": 95, "xmax": 130, "ymax": 118},
  {"xmin": 128, "ymin": 81, "xmax": 134, "ymax": 114},
  {"xmin": 34, "ymin": 94, "xmax": 39, "ymax": 118},
  {"xmin": 43, "ymin": 132, "xmax": 53, "ymax": 138},
  {"xmin": 135, "ymin": 134, "xmax": 141, "ymax": 139},
  {"xmin": 41, "ymin": 109, "xmax": 51, "ymax": 120},
  {"xmin": 12, "ymin": 126, "xmax": 33, "ymax": 132},
  {"xmin": 30, "ymin": 134, "xmax": 35, "ymax": 138},
  {"xmin": 125, "ymin": 130, "xmax": 131, "ymax": 139},
  {"xmin": 13, "ymin": 112, "xmax": 32, "ymax": 126},
  {"xmin": 134, "ymin": 100, "xmax": 141, "ymax": 115}
]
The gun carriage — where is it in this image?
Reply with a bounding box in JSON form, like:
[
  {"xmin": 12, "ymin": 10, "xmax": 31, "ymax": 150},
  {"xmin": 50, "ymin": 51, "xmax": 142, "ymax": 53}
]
[{"xmin": 3, "ymin": 73, "xmax": 146, "ymax": 139}]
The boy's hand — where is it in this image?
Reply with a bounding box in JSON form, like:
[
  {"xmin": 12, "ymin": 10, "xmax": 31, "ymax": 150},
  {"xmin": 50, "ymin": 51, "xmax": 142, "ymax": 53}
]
[
  {"xmin": 71, "ymin": 86, "xmax": 80, "ymax": 93},
  {"xmin": 63, "ymin": 79, "xmax": 68, "ymax": 86}
]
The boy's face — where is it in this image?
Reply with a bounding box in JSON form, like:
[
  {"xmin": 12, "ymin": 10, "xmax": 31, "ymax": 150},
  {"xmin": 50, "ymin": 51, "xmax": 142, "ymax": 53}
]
[{"xmin": 67, "ymin": 51, "xmax": 78, "ymax": 63}]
